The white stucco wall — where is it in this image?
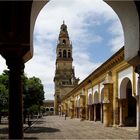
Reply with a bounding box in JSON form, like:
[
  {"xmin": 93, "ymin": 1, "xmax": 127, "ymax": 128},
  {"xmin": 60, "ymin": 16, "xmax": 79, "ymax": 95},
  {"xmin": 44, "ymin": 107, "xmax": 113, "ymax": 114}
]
[
  {"xmin": 99, "ymin": 81, "xmax": 104, "ymax": 102},
  {"xmin": 118, "ymin": 66, "xmax": 133, "ymax": 98},
  {"xmin": 93, "ymin": 85, "xmax": 99, "ymax": 104},
  {"xmin": 88, "ymin": 88, "xmax": 92, "ymax": 97},
  {"xmin": 88, "ymin": 88, "xmax": 92, "ymax": 105},
  {"xmin": 136, "ymin": 73, "xmax": 139, "ymax": 96},
  {"xmin": 106, "ymin": 1, "xmax": 140, "ymax": 66},
  {"xmin": 93, "ymin": 85, "xmax": 98, "ymax": 94}
]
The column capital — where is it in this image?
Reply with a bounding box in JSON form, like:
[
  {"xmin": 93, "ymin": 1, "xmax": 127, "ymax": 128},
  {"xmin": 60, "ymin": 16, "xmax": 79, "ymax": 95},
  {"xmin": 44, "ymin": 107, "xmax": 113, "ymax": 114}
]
[{"xmin": 6, "ymin": 57, "xmax": 25, "ymax": 73}]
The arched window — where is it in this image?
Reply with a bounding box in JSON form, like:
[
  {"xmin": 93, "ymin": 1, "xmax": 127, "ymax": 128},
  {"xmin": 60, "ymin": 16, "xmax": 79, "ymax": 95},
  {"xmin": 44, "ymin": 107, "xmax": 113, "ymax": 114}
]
[
  {"xmin": 59, "ymin": 51, "xmax": 62, "ymax": 57},
  {"xmin": 63, "ymin": 39, "xmax": 66, "ymax": 44},
  {"xmin": 68, "ymin": 51, "xmax": 71, "ymax": 58},
  {"xmin": 63, "ymin": 50, "xmax": 67, "ymax": 58}
]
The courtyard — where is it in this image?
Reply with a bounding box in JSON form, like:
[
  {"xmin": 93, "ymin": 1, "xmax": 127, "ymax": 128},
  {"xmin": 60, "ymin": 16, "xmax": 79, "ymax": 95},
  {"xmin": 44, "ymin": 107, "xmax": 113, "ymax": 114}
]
[{"xmin": 0, "ymin": 116, "xmax": 138, "ymax": 139}]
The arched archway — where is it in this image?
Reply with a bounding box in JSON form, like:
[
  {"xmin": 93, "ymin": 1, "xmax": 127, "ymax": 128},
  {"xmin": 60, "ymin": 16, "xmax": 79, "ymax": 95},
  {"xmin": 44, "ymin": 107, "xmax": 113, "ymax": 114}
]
[
  {"xmin": 46, "ymin": 108, "xmax": 49, "ymax": 111},
  {"xmin": 50, "ymin": 107, "xmax": 54, "ymax": 112},
  {"xmin": 88, "ymin": 93, "xmax": 92, "ymax": 105},
  {"xmin": 105, "ymin": 1, "xmax": 140, "ymax": 66},
  {"xmin": 30, "ymin": 1, "xmax": 140, "ymax": 66},
  {"xmin": 119, "ymin": 78, "xmax": 136, "ymax": 126},
  {"xmin": 93, "ymin": 91, "xmax": 101, "ymax": 121}
]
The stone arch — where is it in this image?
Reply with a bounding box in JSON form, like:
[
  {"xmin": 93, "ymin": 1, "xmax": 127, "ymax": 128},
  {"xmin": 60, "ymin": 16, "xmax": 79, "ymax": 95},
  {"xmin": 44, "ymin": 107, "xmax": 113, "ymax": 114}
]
[
  {"xmin": 119, "ymin": 78, "xmax": 136, "ymax": 126},
  {"xmin": 118, "ymin": 67, "xmax": 133, "ymax": 98},
  {"xmin": 68, "ymin": 50, "xmax": 71, "ymax": 58},
  {"xmin": 105, "ymin": 1, "xmax": 139, "ymax": 65},
  {"xmin": 120, "ymin": 77, "xmax": 131, "ymax": 99},
  {"xmin": 63, "ymin": 39, "xmax": 66, "ymax": 44},
  {"xmin": 59, "ymin": 50, "xmax": 62, "ymax": 58},
  {"xmin": 93, "ymin": 91, "xmax": 99, "ymax": 104},
  {"xmin": 100, "ymin": 88, "xmax": 104, "ymax": 103},
  {"xmin": 88, "ymin": 94, "xmax": 92, "ymax": 105},
  {"xmin": 30, "ymin": 1, "xmax": 140, "ymax": 65},
  {"xmin": 93, "ymin": 91, "xmax": 101, "ymax": 121},
  {"xmin": 46, "ymin": 108, "xmax": 49, "ymax": 112},
  {"xmin": 50, "ymin": 107, "xmax": 54, "ymax": 112}
]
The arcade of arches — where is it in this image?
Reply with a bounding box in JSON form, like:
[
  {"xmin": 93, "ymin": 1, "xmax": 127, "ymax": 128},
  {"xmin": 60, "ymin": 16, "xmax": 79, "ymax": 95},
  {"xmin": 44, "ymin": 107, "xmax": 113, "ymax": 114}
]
[
  {"xmin": 43, "ymin": 100, "xmax": 54, "ymax": 115},
  {"xmin": 60, "ymin": 47, "xmax": 139, "ymax": 128},
  {"xmin": 0, "ymin": 1, "xmax": 140, "ymax": 139}
]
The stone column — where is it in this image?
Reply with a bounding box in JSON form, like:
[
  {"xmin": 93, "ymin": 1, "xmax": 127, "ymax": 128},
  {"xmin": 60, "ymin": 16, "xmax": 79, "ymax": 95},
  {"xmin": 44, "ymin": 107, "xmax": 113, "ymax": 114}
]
[
  {"xmin": 6, "ymin": 58, "xmax": 24, "ymax": 139},
  {"xmin": 94, "ymin": 104, "xmax": 96, "ymax": 121},
  {"xmin": 89, "ymin": 105, "xmax": 93, "ymax": 121},
  {"xmin": 135, "ymin": 65, "xmax": 140, "ymax": 139},
  {"xmin": 136, "ymin": 95, "xmax": 139, "ymax": 130},
  {"xmin": 119, "ymin": 99, "xmax": 124, "ymax": 126},
  {"xmin": 100, "ymin": 103, "xmax": 103, "ymax": 123},
  {"xmin": 135, "ymin": 95, "xmax": 139, "ymax": 130},
  {"xmin": 103, "ymin": 83, "xmax": 113, "ymax": 127},
  {"xmin": 89, "ymin": 105, "xmax": 91, "ymax": 120},
  {"xmin": 64, "ymin": 103, "xmax": 67, "ymax": 116},
  {"xmin": 138, "ymin": 75, "xmax": 140, "ymax": 139},
  {"xmin": 86, "ymin": 105, "xmax": 89, "ymax": 120},
  {"xmin": 80, "ymin": 95, "xmax": 85, "ymax": 121},
  {"xmin": 74, "ymin": 107, "xmax": 76, "ymax": 118},
  {"xmin": 70, "ymin": 100, "xmax": 74, "ymax": 119},
  {"xmin": 103, "ymin": 102, "xmax": 110, "ymax": 126}
]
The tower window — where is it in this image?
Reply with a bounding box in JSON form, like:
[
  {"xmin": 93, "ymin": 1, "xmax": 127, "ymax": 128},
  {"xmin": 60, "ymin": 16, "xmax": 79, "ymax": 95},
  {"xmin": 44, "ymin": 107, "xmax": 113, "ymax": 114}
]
[
  {"xmin": 63, "ymin": 50, "xmax": 67, "ymax": 58},
  {"xmin": 63, "ymin": 40, "xmax": 66, "ymax": 44},
  {"xmin": 68, "ymin": 51, "xmax": 71, "ymax": 58},
  {"xmin": 59, "ymin": 52, "xmax": 62, "ymax": 57}
]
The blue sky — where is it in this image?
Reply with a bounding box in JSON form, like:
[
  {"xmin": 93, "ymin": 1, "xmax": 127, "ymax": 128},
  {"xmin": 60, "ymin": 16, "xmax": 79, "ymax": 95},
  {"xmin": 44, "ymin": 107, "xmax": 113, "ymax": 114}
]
[{"xmin": 0, "ymin": 0, "xmax": 124, "ymax": 100}]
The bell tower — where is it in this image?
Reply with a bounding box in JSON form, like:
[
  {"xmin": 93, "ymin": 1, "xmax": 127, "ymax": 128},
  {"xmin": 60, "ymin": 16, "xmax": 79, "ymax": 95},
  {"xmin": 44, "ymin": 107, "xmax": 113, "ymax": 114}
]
[{"xmin": 54, "ymin": 21, "xmax": 79, "ymax": 115}]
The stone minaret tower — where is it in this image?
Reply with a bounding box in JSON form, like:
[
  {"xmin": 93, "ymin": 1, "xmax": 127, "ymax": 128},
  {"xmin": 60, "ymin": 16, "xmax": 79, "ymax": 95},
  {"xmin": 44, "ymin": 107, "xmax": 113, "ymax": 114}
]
[{"xmin": 54, "ymin": 21, "xmax": 79, "ymax": 115}]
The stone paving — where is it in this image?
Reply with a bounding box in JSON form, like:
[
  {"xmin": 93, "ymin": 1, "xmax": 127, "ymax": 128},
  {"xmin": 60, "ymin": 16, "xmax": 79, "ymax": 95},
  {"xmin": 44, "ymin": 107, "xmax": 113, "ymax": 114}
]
[{"xmin": 0, "ymin": 116, "xmax": 138, "ymax": 139}]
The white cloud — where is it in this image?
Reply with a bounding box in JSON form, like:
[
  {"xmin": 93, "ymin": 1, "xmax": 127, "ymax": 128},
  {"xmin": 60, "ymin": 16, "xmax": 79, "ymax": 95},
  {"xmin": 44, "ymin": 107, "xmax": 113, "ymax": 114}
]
[
  {"xmin": 0, "ymin": 56, "xmax": 7, "ymax": 73},
  {"xmin": 108, "ymin": 19, "xmax": 124, "ymax": 52},
  {"xmin": 25, "ymin": 0, "xmax": 124, "ymax": 100}
]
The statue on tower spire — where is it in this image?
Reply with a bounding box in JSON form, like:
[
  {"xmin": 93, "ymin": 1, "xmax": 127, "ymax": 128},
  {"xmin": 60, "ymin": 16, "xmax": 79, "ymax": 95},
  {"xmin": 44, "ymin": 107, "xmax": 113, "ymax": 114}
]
[{"xmin": 59, "ymin": 21, "xmax": 69, "ymax": 39}]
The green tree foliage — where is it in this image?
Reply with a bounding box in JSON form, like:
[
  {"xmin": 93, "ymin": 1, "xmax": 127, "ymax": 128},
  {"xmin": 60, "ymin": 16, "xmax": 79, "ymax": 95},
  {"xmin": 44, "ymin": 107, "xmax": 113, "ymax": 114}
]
[
  {"xmin": 23, "ymin": 76, "xmax": 45, "ymax": 117},
  {"xmin": 28, "ymin": 104, "xmax": 39, "ymax": 114},
  {"xmin": 0, "ymin": 70, "xmax": 45, "ymax": 123},
  {"xmin": 0, "ymin": 70, "xmax": 9, "ymax": 123}
]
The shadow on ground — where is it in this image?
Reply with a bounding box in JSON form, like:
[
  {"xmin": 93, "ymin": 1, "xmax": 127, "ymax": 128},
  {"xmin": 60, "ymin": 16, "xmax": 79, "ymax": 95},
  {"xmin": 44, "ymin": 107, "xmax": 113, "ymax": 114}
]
[
  {"xmin": 0, "ymin": 136, "xmax": 38, "ymax": 140},
  {"xmin": 24, "ymin": 137, "xmax": 38, "ymax": 139},
  {"xmin": 24, "ymin": 127, "xmax": 60, "ymax": 133}
]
